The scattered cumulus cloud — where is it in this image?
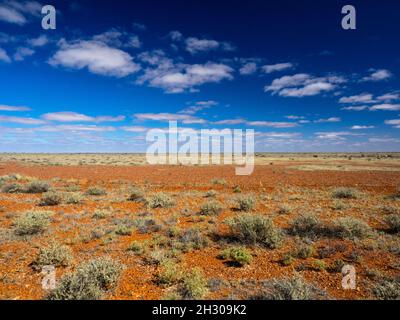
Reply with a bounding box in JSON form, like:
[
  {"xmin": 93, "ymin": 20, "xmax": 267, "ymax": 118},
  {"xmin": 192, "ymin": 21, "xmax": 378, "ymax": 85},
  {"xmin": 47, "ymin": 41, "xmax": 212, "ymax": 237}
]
[
  {"xmin": 369, "ymin": 104, "xmax": 400, "ymax": 111},
  {"xmin": 315, "ymin": 131, "xmax": 361, "ymax": 140},
  {"xmin": 0, "ymin": 47, "xmax": 11, "ymax": 62},
  {"xmin": 179, "ymin": 100, "xmax": 218, "ymax": 115},
  {"xmin": 137, "ymin": 54, "xmax": 234, "ymax": 93},
  {"xmin": 49, "ymin": 39, "xmax": 141, "ymax": 77},
  {"xmin": 339, "ymin": 93, "xmax": 375, "ymax": 104},
  {"xmin": 377, "ymin": 92, "xmax": 400, "ymax": 102},
  {"xmin": 27, "ymin": 35, "xmax": 49, "ymax": 47},
  {"xmin": 0, "ymin": 115, "xmax": 45, "ymax": 124},
  {"xmin": 121, "ymin": 126, "xmax": 147, "ymax": 132},
  {"xmin": 41, "ymin": 112, "xmax": 125, "ymax": 122},
  {"xmin": 239, "ymin": 62, "xmax": 257, "ymax": 75},
  {"xmin": 265, "ymin": 73, "xmax": 345, "ymax": 97},
  {"xmin": 134, "ymin": 112, "xmax": 206, "ymax": 124},
  {"xmin": 341, "ymin": 105, "xmax": 368, "ymax": 111},
  {"xmin": 351, "ymin": 125, "xmax": 375, "ymax": 130},
  {"xmin": 185, "ymin": 37, "xmax": 235, "ymax": 54},
  {"xmin": 314, "ymin": 117, "xmax": 341, "ymax": 123},
  {"xmin": 0, "ymin": 104, "xmax": 31, "ymax": 111},
  {"xmin": 384, "ymin": 119, "xmax": 400, "ymax": 128},
  {"xmin": 262, "ymin": 62, "xmax": 293, "ymax": 74},
  {"xmin": 0, "ymin": 0, "xmax": 41, "ymax": 25},
  {"xmin": 14, "ymin": 46, "xmax": 34, "ymax": 61},
  {"xmin": 361, "ymin": 69, "xmax": 393, "ymax": 82}
]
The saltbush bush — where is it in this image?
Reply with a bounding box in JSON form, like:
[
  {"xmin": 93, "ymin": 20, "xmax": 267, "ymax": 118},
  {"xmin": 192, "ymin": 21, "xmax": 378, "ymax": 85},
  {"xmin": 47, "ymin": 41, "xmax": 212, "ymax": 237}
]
[
  {"xmin": 226, "ymin": 215, "xmax": 282, "ymax": 249},
  {"xmin": 14, "ymin": 211, "xmax": 52, "ymax": 235},
  {"xmin": 48, "ymin": 257, "xmax": 123, "ymax": 300},
  {"xmin": 200, "ymin": 201, "xmax": 222, "ymax": 216}
]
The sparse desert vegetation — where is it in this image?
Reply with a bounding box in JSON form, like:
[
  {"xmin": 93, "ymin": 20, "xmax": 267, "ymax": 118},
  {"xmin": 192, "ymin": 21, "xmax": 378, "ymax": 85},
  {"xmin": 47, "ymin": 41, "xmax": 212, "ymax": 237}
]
[{"xmin": 0, "ymin": 153, "xmax": 400, "ymax": 300}]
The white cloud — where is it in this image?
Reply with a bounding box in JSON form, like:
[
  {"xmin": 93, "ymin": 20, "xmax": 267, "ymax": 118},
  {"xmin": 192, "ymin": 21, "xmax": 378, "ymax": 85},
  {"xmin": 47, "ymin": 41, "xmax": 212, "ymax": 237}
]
[
  {"xmin": 92, "ymin": 29, "xmax": 142, "ymax": 49},
  {"xmin": 180, "ymin": 100, "xmax": 218, "ymax": 115},
  {"xmin": 351, "ymin": 125, "xmax": 375, "ymax": 130},
  {"xmin": 49, "ymin": 40, "xmax": 140, "ymax": 78},
  {"xmin": 127, "ymin": 35, "xmax": 141, "ymax": 48},
  {"xmin": 369, "ymin": 137, "xmax": 400, "ymax": 143},
  {"xmin": 315, "ymin": 117, "xmax": 341, "ymax": 123},
  {"xmin": 280, "ymin": 82, "xmax": 334, "ymax": 97},
  {"xmin": 213, "ymin": 118, "xmax": 298, "ymax": 128},
  {"xmin": 384, "ymin": 119, "xmax": 400, "ymax": 127},
  {"xmin": 246, "ymin": 121, "xmax": 298, "ymax": 128},
  {"xmin": 0, "ymin": 104, "xmax": 30, "ymax": 111},
  {"xmin": 121, "ymin": 126, "xmax": 147, "ymax": 132},
  {"xmin": 14, "ymin": 46, "xmax": 34, "ymax": 61},
  {"xmin": 362, "ymin": 69, "xmax": 393, "ymax": 82},
  {"xmin": 134, "ymin": 112, "xmax": 205, "ymax": 124},
  {"xmin": 36, "ymin": 125, "xmax": 116, "ymax": 132},
  {"xmin": 377, "ymin": 92, "xmax": 400, "ymax": 102},
  {"xmin": 213, "ymin": 119, "xmax": 246, "ymax": 125},
  {"xmin": 239, "ymin": 62, "xmax": 257, "ymax": 75},
  {"xmin": 285, "ymin": 115, "xmax": 305, "ymax": 120},
  {"xmin": 339, "ymin": 93, "xmax": 375, "ymax": 104},
  {"xmin": 0, "ymin": 47, "xmax": 11, "ymax": 62},
  {"xmin": 41, "ymin": 112, "xmax": 125, "ymax": 122},
  {"xmin": 369, "ymin": 104, "xmax": 400, "ymax": 111},
  {"xmin": 341, "ymin": 105, "xmax": 368, "ymax": 111},
  {"xmin": 0, "ymin": 5, "xmax": 25, "ymax": 25},
  {"xmin": 185, "ymin": 37, "xmax": 235, "ymax": 54},
  {"xmin": 185, "ymin": 37, "xmax": 220, "ymax": 54},
  {"xmin": 94, "ymin": 115, "xmax": 125, "ymax": 122},
  {"xmin": 265, "ymin": 73, "xmax": 345, "ymax": 97},
  {"xmin": 0, "ymin": 115, "xmax": 45, "ymax": 124},
  {"xmin": 0, "ymin": 1, "xmax": 41, "ymax": 25},
  {"xmin": 138, "ymin": 59, "xmax": 234, "ymax": 93},
  {"xmin": 315, "ymin": 131, "xmax": 361, "ymax": 140},
  {"xmin": 27, "ymin": 35, "xmax": 48, "ymax": 47},
  {"xmin": 262, "ymin": 62, "xmax": 293, "ymax": 74},
  {"xmin": 257, "ymin": 132, "xmax": 301, "ymax": 138},
  {"xmin": 168, "ymin": 30, "xmax": 183, "ymax": 41}
]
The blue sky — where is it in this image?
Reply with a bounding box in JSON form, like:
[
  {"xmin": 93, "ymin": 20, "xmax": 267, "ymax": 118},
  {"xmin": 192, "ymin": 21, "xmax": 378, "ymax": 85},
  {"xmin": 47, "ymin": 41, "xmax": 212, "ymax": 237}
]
[{"xmin": 0, "ymin": 0, "xmax": 399, "ymax": 152}]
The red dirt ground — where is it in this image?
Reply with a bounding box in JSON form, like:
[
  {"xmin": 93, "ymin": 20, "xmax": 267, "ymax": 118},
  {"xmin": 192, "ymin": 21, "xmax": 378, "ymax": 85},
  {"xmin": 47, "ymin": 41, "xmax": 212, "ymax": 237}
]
[{"xmin": 0, "ymin": 162, "xmax": 399, "ymax": 300}]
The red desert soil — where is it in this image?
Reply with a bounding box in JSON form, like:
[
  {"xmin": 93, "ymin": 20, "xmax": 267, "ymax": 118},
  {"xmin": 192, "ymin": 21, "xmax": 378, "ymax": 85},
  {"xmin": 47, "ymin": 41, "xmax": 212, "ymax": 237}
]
[{"xmin": 0, "ymin": 161, "xmax": 400, "ymax": 300}]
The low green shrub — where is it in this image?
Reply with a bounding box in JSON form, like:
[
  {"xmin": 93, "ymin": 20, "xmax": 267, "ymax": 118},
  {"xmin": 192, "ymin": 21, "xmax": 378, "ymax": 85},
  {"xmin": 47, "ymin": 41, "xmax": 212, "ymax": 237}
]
[
  {"xmin": 1, "ymin": 183, "xmax": 23, "ymax": 193},
  {"xmin": 14, "ymin": 211, "xmax": 52, "ymax": 235},
  {"xmin": 204, "ymin": 190, "xmax": 217, "ymax": 198},
  {"xmin": 200, "ymin": 201, "xmax": 222, "ymax": 216},
  {"xmin": 226, "ymin": 214, "xmax": 282, "ymax": 249},
  {"xmin": 373, "ymin": 278, "xmax": 400, "ymax": 300},
  {"xmin": 219, "ymin": 247, "xmax": 252, "ymax": 266},
  {"xmin": 384, "ymin": 214, "xmax": 400, "ymax": 233},
  {"xmin": 290, "ymin": 214, "xmax": 321, "ymax": 237},
  {"xmin": 211, "ymin": 178, "xmax": 226, "ymax": 186},
  {"xmin": 86, "ymin": 186, "xmax": 107, "ymax": 196},
  {"xmin": 148, "ymin": 193, "xmax": 175, "ymax": 208},
  {"xmin": 235, "ymin": 195, "xmax": 256, "ymax": 212},
  {"xmin": 127, "ymin": 187, "xmax": 145, "ymax": 202},
  {"xmin": 65, "ymin": 193, "xmax": 83, "ymax": 204},
  {"xmin": 331, "ymin": 187, "xmax": 360, "ymax": 199},
  {"xmin": 47, "ymin": 257, "xmax": 123, "ymax": 300},
  {"xmin": 39, "ymin": 191, "xmax": 63, "ymax": 206},
  {"xmin": 25, "ymin": 180, "xmax": 51, "ymax": 194},
  {"xmin": 180, "ymin": 268, "xmax": 208, "ymax": 300},
  {"xmin": 333, "ymin": 217, "xmax": 372, "ymax": 239},
  {"xmin": 92, "ymin": 210, "xmax": 111, "ymax": 219},
  {"xmin": 256, "ymin": 276, "xmax": 326, "ymax": 300},
  {"xmin": 33, "ymin": 242, "xmax": 73, "ymax": 268}
]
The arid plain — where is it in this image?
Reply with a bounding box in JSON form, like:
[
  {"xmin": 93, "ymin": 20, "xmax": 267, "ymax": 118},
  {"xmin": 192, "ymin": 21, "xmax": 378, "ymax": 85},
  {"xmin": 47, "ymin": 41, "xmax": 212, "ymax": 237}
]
[{"xmin": 0, "ymin": 153, "xmax": 399, "ymax": 300}]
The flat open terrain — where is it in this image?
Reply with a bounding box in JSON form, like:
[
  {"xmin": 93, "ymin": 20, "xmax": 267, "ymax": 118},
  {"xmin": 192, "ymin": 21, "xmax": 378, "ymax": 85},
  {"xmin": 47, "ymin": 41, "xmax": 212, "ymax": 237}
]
[{"xmin": 0, "ymin": 153, "xmax": 399, "ymax": 300}]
